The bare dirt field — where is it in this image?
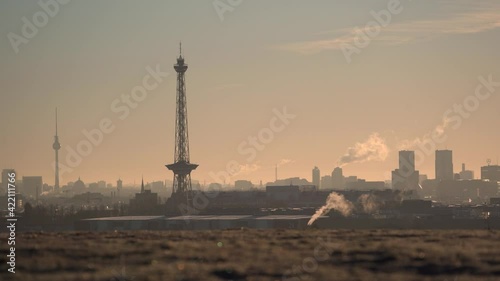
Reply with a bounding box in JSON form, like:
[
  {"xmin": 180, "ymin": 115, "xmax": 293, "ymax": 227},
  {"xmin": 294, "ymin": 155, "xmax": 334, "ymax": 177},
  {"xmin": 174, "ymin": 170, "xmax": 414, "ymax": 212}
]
[{"xmin": 1, "ymin": 229, "xmax": 500, "ymax": 281}]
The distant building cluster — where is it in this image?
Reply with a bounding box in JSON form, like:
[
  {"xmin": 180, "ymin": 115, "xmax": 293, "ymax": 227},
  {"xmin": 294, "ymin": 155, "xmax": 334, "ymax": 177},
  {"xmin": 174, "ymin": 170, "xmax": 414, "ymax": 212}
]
[
  {"xmin": 0, "ymin": 47, "xmax": 500, "ymax": 229},
  {"xmin": 308, "ymin": 149, "xmax": 500, "ymax": 205},
  {"xmin": 310, "ymin": 166, "xmax": 387, "ymax": 191},
  {"xmin": 129, "ymin": 178, "xmax": 160, "ymax": 215}
]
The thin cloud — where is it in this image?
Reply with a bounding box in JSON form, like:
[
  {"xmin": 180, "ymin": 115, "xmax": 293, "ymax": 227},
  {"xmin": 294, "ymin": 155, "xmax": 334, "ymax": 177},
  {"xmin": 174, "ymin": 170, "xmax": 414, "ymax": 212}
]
[
  {"xmin": 275, "ymin": 5, "xmax": 500, "ymax": 55},
  {"xmin": 233, "ymin": 163, "xmax": 261, "ymax": 176},
  {"xmin": 277, "ymin": 158, "xmax": 295, "ymax": 167}
]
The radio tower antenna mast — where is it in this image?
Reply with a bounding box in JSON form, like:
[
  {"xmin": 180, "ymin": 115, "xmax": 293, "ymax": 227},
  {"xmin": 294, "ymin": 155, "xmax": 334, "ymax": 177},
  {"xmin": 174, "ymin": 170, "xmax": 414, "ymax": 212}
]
[
  {"xmin": 53, "ymin": 108, "xmax": 61, "ymax": 193},
  {"xmin": 166, "ymin": 43, "xmax": 198, "ymax": 210}
]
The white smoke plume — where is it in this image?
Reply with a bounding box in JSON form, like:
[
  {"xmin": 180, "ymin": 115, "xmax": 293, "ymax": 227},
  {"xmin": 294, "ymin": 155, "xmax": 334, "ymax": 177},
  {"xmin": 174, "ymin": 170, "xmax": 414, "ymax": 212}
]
[
  {"xmin": 308, "ymin": 192, "xmax": 354, "ymax": 226},
  {"xmin": 358, "ymin": 194, "xmax": 380, "ymax": 214},
  {"xmin": 398, "ymin": 116, "xmax": 452, "ymax": 149},
  {"xmin": 336, "ymin": 116, "xmax": 454, "ymax": 167},
  {"xmin": 338, "ymin": 133, "xmax": 389, "ymax": 167}
]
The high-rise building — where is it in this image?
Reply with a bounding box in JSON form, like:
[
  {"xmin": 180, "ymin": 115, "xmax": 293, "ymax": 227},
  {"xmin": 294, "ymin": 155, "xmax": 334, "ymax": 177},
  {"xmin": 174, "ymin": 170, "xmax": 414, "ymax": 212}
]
[
  {"xmin": 459, "ymin": 163, "xmax": 474, "ymax": 180},
  {"xmin": 312, "ymin": 166, "xmax": 320, "ymax": 189},
  {"xmin": 392, "ymin": 151, "xmax": 420, "ymax": 190},
  {"xmin": 332, "ymin": 167, "xmax": 345, "ymax": 189},
  {"xmin": 399, "ymin": 150, "xmax": 415, "ymax": 174},
  {"xmin": 116, "ymin": 178, "xmax": 122, "ymax": 197},
  {"xmin": 435, "ymin": 150, "xmax": 453, "ymax": 181},
  {"xmin": 481, "ymin": 164, "xmax": 500, "ymax": 182},
  {"xmin": 22, "ymin": 176, "xmax": 43, "ymax": 200}
]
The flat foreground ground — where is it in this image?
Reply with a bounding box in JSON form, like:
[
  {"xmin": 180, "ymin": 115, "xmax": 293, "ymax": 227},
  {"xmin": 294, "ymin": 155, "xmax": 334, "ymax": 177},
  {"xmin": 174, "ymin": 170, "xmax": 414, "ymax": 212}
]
[{"xmin": 1, "ymin": 229, "xmax": 500, "ymax": 281}]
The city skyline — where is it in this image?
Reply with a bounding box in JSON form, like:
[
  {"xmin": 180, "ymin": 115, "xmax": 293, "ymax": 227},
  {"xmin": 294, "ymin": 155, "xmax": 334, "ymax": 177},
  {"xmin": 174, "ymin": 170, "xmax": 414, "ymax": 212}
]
[
  {"xmin": 1, "ymin": 0, "xmax": 500, "ymax": 185},
  {"xmin": 3, "ymin": 146, "xmax": 499, "ymax": 188},
  {"xmin": 2, "ymin": 2, "xmax": 500, "ymax": 280}
]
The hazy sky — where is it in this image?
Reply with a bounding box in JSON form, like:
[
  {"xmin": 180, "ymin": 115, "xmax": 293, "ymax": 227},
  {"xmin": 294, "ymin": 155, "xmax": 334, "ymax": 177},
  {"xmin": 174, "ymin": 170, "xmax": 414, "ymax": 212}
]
[{"xmin": 1, "ymin": 0, "xmax": 499, "ymax": 186}]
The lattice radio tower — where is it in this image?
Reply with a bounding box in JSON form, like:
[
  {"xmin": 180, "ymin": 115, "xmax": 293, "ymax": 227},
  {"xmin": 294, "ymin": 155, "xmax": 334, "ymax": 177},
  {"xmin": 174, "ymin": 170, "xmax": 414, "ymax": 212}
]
[{"xmin": 166, "ymin": 43, "xmax": 198, "ymax": 206}]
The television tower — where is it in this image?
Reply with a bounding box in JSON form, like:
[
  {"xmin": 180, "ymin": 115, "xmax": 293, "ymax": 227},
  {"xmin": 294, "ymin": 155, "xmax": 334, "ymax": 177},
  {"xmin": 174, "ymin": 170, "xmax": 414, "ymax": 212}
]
[
  {"xmin": 53, "ymin": 108, "xmax": 61, "ymax": 193},
  {"xmin": 166, "ymin": 43, "xmax": 198, "ymax": 208}
]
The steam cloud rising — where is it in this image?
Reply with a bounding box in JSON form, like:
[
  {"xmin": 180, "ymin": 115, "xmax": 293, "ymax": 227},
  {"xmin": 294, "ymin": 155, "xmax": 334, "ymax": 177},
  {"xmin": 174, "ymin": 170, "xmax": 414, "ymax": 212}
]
[
  {"xmin": 337, "ymin": 116, "xmax": 453, "ymax": 168},
  {"xmin": 358, "ymin": 194, "xmax": 380, "ymax": 214},
  {"xmin": 308, "ymin": 193, "xmax": 382, "ymax": 226},
  {"xmin": 307, "ymin": 192, "xmax": 354, "ymax": 226},
  {"xmin": 398, "ymin": 116, "xmax": 451, "ymax": 149},
  {"xmin": 338, "ymin": 133, "xmax": 389, "ymax": 167}
]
